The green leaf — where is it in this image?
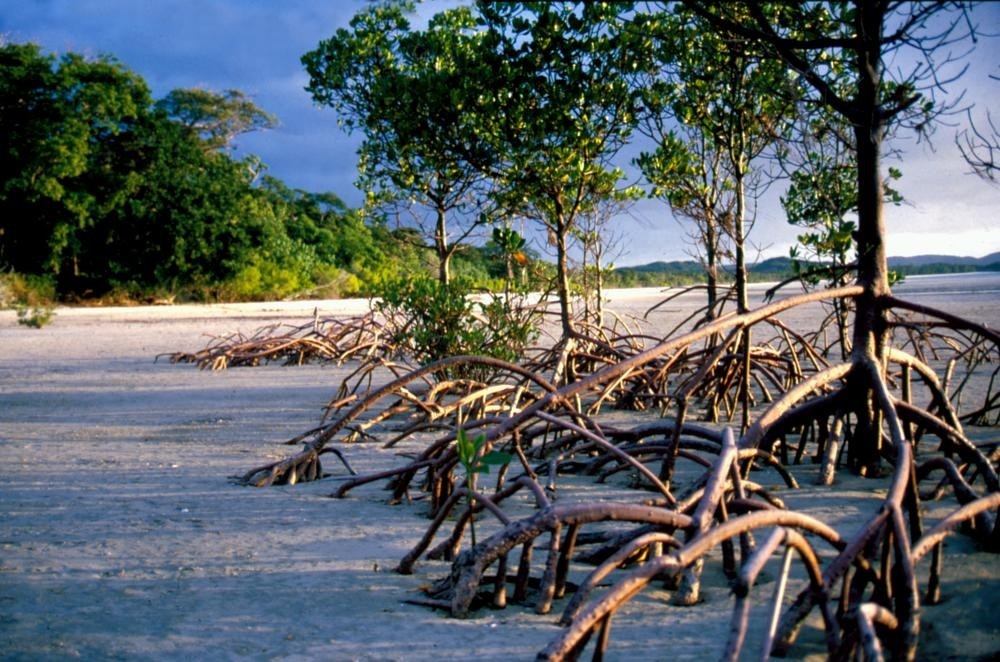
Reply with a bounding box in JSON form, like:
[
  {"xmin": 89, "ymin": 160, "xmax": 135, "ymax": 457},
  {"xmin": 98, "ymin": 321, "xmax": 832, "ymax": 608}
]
[{"xmin": 480, "ymin": 450, "xmax": 512, "ymax": 466}]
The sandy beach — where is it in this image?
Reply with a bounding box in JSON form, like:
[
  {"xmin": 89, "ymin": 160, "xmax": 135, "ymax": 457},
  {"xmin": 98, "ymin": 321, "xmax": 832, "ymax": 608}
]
[{"xmin": 1, "ymin": 282, "xmax": 998, "ymax": 660}]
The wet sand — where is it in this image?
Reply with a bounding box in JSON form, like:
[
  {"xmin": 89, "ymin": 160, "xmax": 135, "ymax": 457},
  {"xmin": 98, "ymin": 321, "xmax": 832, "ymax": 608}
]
[{"xmin": 1, "ymin": 281, "xmax": 998, "ymax": 659}]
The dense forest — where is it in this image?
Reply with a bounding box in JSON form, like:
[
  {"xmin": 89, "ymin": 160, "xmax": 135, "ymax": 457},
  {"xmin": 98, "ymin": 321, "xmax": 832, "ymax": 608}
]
[
  {"xmin": 0, "ymin": 38, "xmax": 736, "ymax": 310},
  {"xmin": 0, "ymin": 41, "xmax": 561, "ymax": 306}
]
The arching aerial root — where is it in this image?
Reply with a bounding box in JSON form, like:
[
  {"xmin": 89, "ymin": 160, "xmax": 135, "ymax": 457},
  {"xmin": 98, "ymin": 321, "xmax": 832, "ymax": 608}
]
[
  {"xmin": 220, "ymin": 285, "xmax": 997, "ymax": 659},
  {"xmin": 420, "ymin": 430, "xmax": 791, "ymax": 615},
  {"xmin": 539, "ymin": 510, "xmax": 845, "ymax": 661},
  {"xmin": 531, "ymin": 492, "xmax": 996, "ymax": 660},
  {"xmin": 238, "ymin": 354, "xmax": 560, "ymax": 487},
  {"xmin": 406, "ymin": 355, "xmax": 997, "ymax": 660},
  {"xmin": 533, "ymin": 372, "xmax": 997, "ymax": 661},
  {"xmin": 162, "ymin": 312, "xmax": 387, "ymax": 369},
  {"xmin": 236, "ymin": 285, "xmax": 867, "ymax": 487}
]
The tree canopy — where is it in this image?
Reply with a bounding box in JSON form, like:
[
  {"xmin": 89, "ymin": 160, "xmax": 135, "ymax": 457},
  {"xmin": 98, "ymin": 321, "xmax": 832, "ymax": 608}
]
[
  {"xmin": 0, "ymin": 39, "xmax": 468, "ymax": 301},
  {"xmin": 154, "ymin": 87, "xmax": 278, "ymax": 152},
  {"xmin": 473, "ymin": 2, "xmax": 646, "ymax": 337},
  {"xmin": 302, "ymin": 2, "xmax": 496, "ymax": 285}
]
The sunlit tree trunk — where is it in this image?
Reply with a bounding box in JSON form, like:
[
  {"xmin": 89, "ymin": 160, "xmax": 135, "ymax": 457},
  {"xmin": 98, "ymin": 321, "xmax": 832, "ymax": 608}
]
[
  {"xmin": 732, "ymin": 169, "xmax": 752, "ymax": 432},
  {"xmin": 732, "ymin": 172, "xmax": 749, "ymax": 315},
  {"xmin": 594, "ymin": 246, "xmax": 605, "ymax": 327},
  {"xmin": 434, "ymin": 204, "xmax": 451, "ymax": 286},
  {"xmin": 704, "ymin": 206, "xmax": 720, "ymax": 318},
  {"xmin": 553, "ymin": 198, "xmax": 574, "ymax": 340},
  {"xmin": 847, "ymin": 1, "xmax": 892, "ymax": 474}
]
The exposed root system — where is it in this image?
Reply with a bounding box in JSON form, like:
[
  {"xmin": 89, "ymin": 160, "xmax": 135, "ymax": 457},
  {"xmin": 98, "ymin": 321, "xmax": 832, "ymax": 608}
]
[
  {"xmin": 161, "ymin": 311, "xmax": 387, "ymax": 369},
  {"xmin": 175, "ymin": 284, "xmax": 998, "ymax": 659}
]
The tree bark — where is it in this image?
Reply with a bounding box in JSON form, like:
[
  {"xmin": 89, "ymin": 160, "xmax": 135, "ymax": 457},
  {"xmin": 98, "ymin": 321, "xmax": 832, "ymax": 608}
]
[
  {"xmin": 732, "ymin": 173, "xmax": 749, "ymax": 315},
  {"xmin": 705, "ymin": 207, "xmax": 719, "ymax": 317},
  {"xmin": 434, "ymin": 204, "xmax": 451, "ymax": 286},
  {"xmin": 553, "ymin": 197, "xmax": 574, "ymax": 341},
  {"xmin": 847, "ymin": 1, "xmax": 892, "ymax": 473}
]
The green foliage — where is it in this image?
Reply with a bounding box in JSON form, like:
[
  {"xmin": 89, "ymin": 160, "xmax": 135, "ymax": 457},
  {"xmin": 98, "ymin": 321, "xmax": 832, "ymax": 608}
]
[
  {"xmin": 261, "ymin": 180, "xmax": 415, "ymax": 298},
  {"xmin": 490, "ymin": 226, "xmax": 529, "ymax": 285},
  {"xmin": 474, "ymin": 291, "xmax": 541, "ymax": 364},
  {"xmin": 0, "ymin": 4, "xmax": 978, "ymax": 309},
  {"xmin": 154, "ymin": 87, "xmax": 277, "ymax": 151},
  {"xmin": 303, "ymin": 2, "xmax": 493, "ymax": 284},
  {"xmin": 469, "ymin": 2, "xmax": 647, "ymax": 336},
  {"xmin": 781, "ymin": 116, "xmax": 906, "ymax": 289},
  {"xmin": 491, "ymin": 227, "xmax": 525, "ymax": 256},
  {"xmin": 456, "ymin": 428, "xmax": 511, "ymax": 479},
  {"xmin": 374, "ymin": 276, "xmax": 540, "ymax": 379},
  {"xmin": 16, "ymin": 304, "xmax": 55, "ymax": 328},
  {"xmin": 0, "ymin": 40, "xmax": 376, "ymax": 303},
  {"xmin": 0, "ymin": 272, "xmax": 57, "ymax": 328},
  {"xmin": 0, "ymin": 42, "xmax": 151, "ymax": 281},
  {"xmin": 635, "ymin": 5, "xmax": 797, "ymax": 312},
  {"xmin": 783, "ymin": 152, "xmax": 858, "ymax": 286},
  {"xmin": 0, "ymin": 271, "xmax": 55, "ymax": 307},
  {"xmin": 306, "ymin": 266, "xmax": 364, "ymax": 299},
  {"xmin": 689, "ymin": 1, "xmax": 972, "ymax": 310},
  {"xmin": 455, "ymin": 427, "xmax": 511, "ymax": 546},
  {"xmin": 375, "ymin": 276, "xmax": 478, "ymax": 367},
  {"xmin": 97, "ymin": 119, "xmax": 266, "ymax": 294}
]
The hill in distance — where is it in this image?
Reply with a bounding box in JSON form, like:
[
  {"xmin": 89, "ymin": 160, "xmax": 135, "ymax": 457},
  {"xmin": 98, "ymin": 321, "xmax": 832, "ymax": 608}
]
[{"xmin": 615, "ymin": 251, "xmax": 1000, "ymax": 278}]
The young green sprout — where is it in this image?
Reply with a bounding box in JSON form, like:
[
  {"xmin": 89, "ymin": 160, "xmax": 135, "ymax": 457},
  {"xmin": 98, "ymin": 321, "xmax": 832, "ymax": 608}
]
[{"xmin": 455, "ymin": 428, "xmax": 511, "ymax": 547}]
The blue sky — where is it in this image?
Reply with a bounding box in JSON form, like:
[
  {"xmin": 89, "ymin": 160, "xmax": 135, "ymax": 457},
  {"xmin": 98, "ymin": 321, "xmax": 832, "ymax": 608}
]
[{"xmin": 3, "ymin": 1, "xmax": 999, "ymax": 265}]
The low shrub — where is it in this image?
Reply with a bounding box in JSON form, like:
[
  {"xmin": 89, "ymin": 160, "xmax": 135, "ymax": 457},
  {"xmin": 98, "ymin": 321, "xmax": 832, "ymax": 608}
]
[
  {"xmin": 1, "ymin": 272, "xmax": 57, "ymax": 328},
  {"xmin": 374, "ymin": 276, "xmax": 541, "ymax": 379}
]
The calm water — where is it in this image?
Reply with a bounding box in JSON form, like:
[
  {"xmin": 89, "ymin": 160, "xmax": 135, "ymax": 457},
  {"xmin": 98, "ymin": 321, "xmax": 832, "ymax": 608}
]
[
  {"xmin": 603, "ymin": 270, "xmax": 1000, "ymax": 330},
  {"xmin": 890, "ymin": 271, "xmax": 1000, "ymax": 326},
  {"xmin": 891, "ymin": 270, "xmax": 1000, "ymax": 297}
]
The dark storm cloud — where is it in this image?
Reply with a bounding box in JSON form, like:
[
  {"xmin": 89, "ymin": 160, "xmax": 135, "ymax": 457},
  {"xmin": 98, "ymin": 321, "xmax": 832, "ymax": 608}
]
[{"xmin": 2, "ymin": 0, "xmax": 362, "ymax": 199}]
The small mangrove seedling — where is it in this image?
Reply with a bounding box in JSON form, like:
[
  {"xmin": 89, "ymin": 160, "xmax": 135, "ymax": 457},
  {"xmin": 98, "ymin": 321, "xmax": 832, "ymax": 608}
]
[{"xmin": 456, "ymin": 428, "xmax": 511, "ymax": 547}]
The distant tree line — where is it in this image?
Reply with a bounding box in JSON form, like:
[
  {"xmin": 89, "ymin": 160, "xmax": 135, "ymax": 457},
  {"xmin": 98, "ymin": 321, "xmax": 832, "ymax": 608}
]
[{"xmin": 0, "ymin": 41, "xmax": 543, "ymax": 303}]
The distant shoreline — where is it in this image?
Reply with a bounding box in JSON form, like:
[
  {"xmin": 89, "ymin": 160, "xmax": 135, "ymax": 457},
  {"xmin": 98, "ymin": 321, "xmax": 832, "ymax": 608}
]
[{"xmin": 5, "ymin": 271, "xmax": 1000, "ymax": 323}]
